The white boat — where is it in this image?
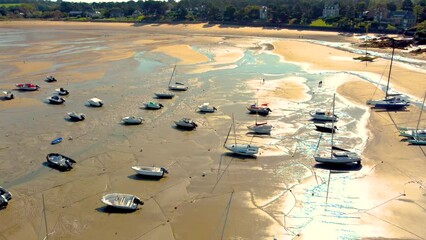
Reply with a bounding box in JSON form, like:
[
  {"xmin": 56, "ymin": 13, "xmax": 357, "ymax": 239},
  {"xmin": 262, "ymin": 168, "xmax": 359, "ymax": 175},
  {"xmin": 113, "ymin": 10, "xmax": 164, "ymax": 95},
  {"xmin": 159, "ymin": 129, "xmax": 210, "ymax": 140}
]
[
  {"xmin": 101, "ymin": 193, "xmax": 144, "ymax": 210},
  {"xmin": 174, "ymin": 118, "xmax": 197, "ymax": 129},
  {"xmin": 0, "ymin": 186, "xmax": 12, "ymax": 208},
  {"xmin": 67, "ymin": 112, "xmax": 85, "ymax": 121},
  {"xmin": 88, "ymin": 98, "xmax": 103, "ymax": 107},
  {"xmin": 198, "ymin": 103, "xmax": 217, "ymax": 113},
  {"xmin": 168, "ymin": 65, "xmax": 188, "ymax": 91},
  {"xmin": 224, "ymin": 114, "xmax": 260, "ymax": 156},
  {"xmin": 1, "ymin": 90, "xmax": 14, "ymax": 100},
  {"xmin": 310, "ymin": 110, "xmax": 338, "ymax": 122},
  {"xmin": 45, "ymin": 76, "xmax": 57, "ymax": 82},
  {"xmin": 247, "ymin": 103, "xmax": 272, "ymax": 116},
  {"xmin": 122, "ymin": 116, "xmax": 143, "ymax": 125},
  {"xmin": 247, "ymin": 122, "xmax": 272, "ymax": 134},
  {"xmin": 47, "ymin": 95, "xmax": 65, "ymax": 104},
  {"xmin": 366, "ymin": 47, "xmax": 409, "ymax": 109},
  {"xmin": 154, "ymin": 92, "xmax": 175, "ymax": 99},
  {"xmin": 143, "ymin": 101, "xmax": 164, "ymax": 109},
  {"xmin": 131, "ymin": 166, "xmax": 169, "ymax": 178},
  {"xmin": 401, "ymin": 92, "xmax": 426, "ymax": 142},
  {"xmin": 408, "ymin": 137, "xmax": 426, "ymax": 145},
  {"xmin": 55, "ymin": 88, "xmax": 69, "ymax": 96},
  {"xmin": 314, "ymin": 94, "xmax": 361, "ymax": 165},
  {"xmin": 15, "ymin": 83, "xmax": 40, "ymax": 91}
]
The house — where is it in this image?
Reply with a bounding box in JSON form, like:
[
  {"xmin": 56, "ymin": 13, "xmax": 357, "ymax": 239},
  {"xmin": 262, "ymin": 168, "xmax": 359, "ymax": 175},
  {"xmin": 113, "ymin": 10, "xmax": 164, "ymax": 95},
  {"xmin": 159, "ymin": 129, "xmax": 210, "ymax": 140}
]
[
  {"xmin": 259, "ymin": 6, "xmax": 268, "ymax": 20},
  {"xmin": 388, "ymin": 11, "xmax": 416, "ymax": 29},
  {"xmin": 323, "ymin": 2, "xmax": 339, "ymax": 18}
]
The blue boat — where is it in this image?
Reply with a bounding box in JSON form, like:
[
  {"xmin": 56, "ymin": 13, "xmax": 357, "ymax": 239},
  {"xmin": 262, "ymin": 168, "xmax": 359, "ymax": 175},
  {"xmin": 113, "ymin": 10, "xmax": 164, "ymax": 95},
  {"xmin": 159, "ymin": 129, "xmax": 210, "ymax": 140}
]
[{"xmin": 51, "ymin": 137, "xmax": 63, "ymax": 145}]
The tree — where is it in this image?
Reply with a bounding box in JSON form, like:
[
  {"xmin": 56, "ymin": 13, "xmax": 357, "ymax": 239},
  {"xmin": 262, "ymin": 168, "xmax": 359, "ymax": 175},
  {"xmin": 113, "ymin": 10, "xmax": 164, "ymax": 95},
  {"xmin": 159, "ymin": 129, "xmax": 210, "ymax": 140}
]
[
  {"xmin": 224, "ymin": 5, "xmax": 236, "ymax": 21},
  {"xmin": 402, "ymin": 0, "xmax": 414, "ymax": 11},
  {"xmin": 387, "ymin": 1, "xmax": 397, "ymax": 11}
]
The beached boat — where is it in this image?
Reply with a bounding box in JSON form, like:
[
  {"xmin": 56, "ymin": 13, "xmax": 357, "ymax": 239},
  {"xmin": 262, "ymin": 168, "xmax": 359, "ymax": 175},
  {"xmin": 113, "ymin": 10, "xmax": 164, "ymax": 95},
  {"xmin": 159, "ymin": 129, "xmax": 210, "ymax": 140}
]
[
  {"xmin": 143, "ymin": 101, "xmax": 164, "ymax": 110},
  {"xmin": 198, "ymin": 103, "xmax": 217, "ymax": 113},
  {"xmin": 51, "ymin": 137, "xmax": 63, "ymax": 145},
  {"xmin": 15, "ymin": 83, "xmax": 40, "ymax": 91},
  {"xmin": 88, "ymin": 98, "xmax": 103, "ymax": 107},
  {"xmin": 168, "ymin": 65, "xmax": 188, "ymax": 91},
  {"xmin": 122, "ymin": 116, "xmax": 143, "ymax": 125},
  {"xmin": 154, "ymin": 92, "xmax": 175, "ymax": 99},
  {"xmin": 101, "ymin": 193, "xmax": 144, "ymax": 210},
  {"xmin": 366, "ymin": 47, "xmax": 409, "ymax": 109},
  {"xmin": 131, "ymin": 166, "xmax": 169, "ymax": 178},
  {"xmin": 46, "ymin": 153, "xmax": 76, "ymax": 171},
  {"xmin": 247, "ymin": 122, "xmax": 272, "ymax": 134},
  {"xmin": 247, "ymin": 103, "xmax": 272, "ymax": 116},
  {"xmin": 67, "ymin": 112, "xmax": 85, "ymax": 121},
  {"xmin": 310, "ymin": 110, "xmax": 338, "ymax": 122},
  {"xmin": 55, "ymin": 88, "xmax": 69, "ymax": 96},
  {"xmin": 45, "ymin": 76, "xmax": 57, "ymax": 82},
  {"xmin": 1, "ymin": 90, "xmax": 14, "ymax": 100},
  {"xmin": 314, "ymin": 94, "xmax": 361, "ymax": 165},
  {"xmin": 407, "ymin": 137, "xmax": 426, "ymax": 145},
  {"xmin": 224, "ymin": 114, "xmax": 260, "ymax": 156},
  {"xmin": 0, "ymin": 186, "xmax": 12, "ymax": 209},
  {"xmin": 174, "ymin": 118, "xmax": 198, "ymax": 130},
  {"xmin": 401, "ymin": 92, "xmax": 426, "ymax": 141},
  {"xmin": 315, "ymin": 123, "xmax": 337, "ymax": 133},
  {"xmin": 47, "ymin": 95, "xmax": 65, "ymax": 104}
]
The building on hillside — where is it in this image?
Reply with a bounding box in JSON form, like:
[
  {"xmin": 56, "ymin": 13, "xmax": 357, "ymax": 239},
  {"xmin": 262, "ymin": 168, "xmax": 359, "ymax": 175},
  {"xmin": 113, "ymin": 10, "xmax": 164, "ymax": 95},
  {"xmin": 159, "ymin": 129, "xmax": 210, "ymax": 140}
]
[
  {"xmin": 323, "ymin": 2, "xmax": 339, "ymax": 18},
  {"xmin": 259, "ymin": 6, "xmax": 268, "ymax": 20},
  {"xmin": 388, "ymin": 11, "xmax": 416, "ymax": 29}
]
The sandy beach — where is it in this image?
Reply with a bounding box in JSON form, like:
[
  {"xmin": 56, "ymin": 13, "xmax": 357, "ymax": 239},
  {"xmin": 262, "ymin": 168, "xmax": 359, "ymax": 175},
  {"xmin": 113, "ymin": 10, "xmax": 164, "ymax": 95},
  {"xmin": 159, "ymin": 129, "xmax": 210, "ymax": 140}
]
[{"xmin": 0, "ymin": 21, "xmax": 425, "ymax": 240}]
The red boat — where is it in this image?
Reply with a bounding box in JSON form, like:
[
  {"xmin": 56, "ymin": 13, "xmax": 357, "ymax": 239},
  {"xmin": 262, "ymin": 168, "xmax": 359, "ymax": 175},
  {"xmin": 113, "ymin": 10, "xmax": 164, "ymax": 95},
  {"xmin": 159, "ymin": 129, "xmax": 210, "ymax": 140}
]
[
  {"xmin": 247, "ymin": 103, "xmax": 272, "ymax": 116},
  {"xmin": 15, "ymin": 83, "xmax": 40, "ymax": 91}
]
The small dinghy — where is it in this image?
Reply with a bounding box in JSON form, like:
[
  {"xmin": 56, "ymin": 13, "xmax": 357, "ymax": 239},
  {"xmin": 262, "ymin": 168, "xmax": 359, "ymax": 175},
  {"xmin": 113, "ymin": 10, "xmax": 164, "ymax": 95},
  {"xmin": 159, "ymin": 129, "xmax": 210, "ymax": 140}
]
[
  {"xmin": 0, "ymin": 186, "xmax": 12, "ymax": 208},
  {"xmin": 55, "ymin": 87, "xmax": 69, "ymax": 96},
  {"xmin": 45, "ymin": 76, "xmax": 57, "ymax": 82},
  {"xmin": 46, "ymin": 153, "xmax": 76, "ymax": 171},
  {"xmin": 15, "ymin": 83, "xmax": 40, "ymax": 91},
  {"xmin": 169, "ymin": 84, "xmax": 188, "ymax": 91},
  {"xmin": 101, "ymin": 193, "xmax": 144, "ymax": 210},
  {"xmin": 310, "ymin": 110, "xmax": 338, "ymax": 122},
  {"xmin": 154, "ymin": 92, "xmax": 175, "ymax": 99},
  {"xmin": 132, "ymin": 166, "xmax": 169, "ymax": 178},
  {"xmin": 174, "ymin": 118, "xmax": 198, "ymax": 130},
  {"xmin": 198, "ymin": 103, "xmax": 217, "ymax": 113},
  {"xmin": 1, "ymin": 90, "xmax": 14, "ymax": 100},
  {"xmin": 247, "ymin": 122, "xmax": 272, "ymax": 134},
  {"xmin": 315, "ymin": 124, "xmax": 337, "ymax": 133},
  {"xmin": 143, "ymin": 101, "xmax": 164, "ymax": 110},
  {"xmin": 67, "ymin": 112, "xmax": 85, "ymax": 121},
  {"xmin": 51, "ymin": 137, "xmax": 63, "ymax": 145},
  {"xmin": 122, "ymin": 116, "xmax": 143, "ymax": 125},
  {"xmin": 88, "ymin": 98, "xmax": 103, "ymax": 107},
  {"xmin": 247, "ymin": 103, "xmax": 272, "ymax": 116},
  {"xmin": 47, "ymin": 95, "xmax": 65, "ymax": 104}
]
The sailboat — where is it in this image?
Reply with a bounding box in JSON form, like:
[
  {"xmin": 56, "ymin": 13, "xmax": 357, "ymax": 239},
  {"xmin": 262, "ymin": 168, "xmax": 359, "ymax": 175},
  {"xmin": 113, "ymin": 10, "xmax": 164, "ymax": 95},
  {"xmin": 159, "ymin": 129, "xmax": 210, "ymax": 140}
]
[
  {"xmin": 224, "ymin": 115, "xmax": 259, "ymax": 156},
  {"xmin": 247, "ymin": 110, "xmax": 272, "ymax": 134},
  {"xmin": 168, "ymin": 65, "xmax": 188, "ymax": 91},
  {"xmin": 406, "ymin": 92, "xmax": 426, "ymax": 145},
  {"xmin": 366, "ymin": 47, "xmax": 409, "ymax": 109},
  {"xmin": 399, "ymin": 93, "xmax": 426, "ymax": 139},
  {"xmin": 353, "ymin": 26, "xmax": 377, "ymax": 62},
  {"xmin": 314, "ymin": 94, "xmax": 361, "ymax": 165}
]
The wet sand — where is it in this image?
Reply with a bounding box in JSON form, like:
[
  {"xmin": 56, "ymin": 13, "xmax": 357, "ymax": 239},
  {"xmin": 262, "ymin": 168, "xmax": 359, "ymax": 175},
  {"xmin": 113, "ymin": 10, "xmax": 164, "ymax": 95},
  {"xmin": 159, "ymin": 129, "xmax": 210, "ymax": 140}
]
[{"xmin": 0, "ymin": 21, "xmax": 425, "ymax": 240}]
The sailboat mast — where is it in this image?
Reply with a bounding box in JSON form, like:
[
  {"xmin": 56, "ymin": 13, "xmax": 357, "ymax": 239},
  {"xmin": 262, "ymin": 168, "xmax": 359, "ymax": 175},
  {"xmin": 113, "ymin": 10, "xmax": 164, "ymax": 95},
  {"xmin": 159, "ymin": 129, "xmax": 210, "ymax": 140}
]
[
  {"xmin": 415, "ymin": 92, "xmax": 426, "ymax": 133},
  {"xmin": 42, "ymin": 193, "xmax": 48, "ymax": 240},
  {"xmin": 385, "ymin": 47, "xmax": 395, "ymax": 98},
  {"xmin": 168, "ymin": 65, "xmax": 177, "ymax": 86},
  {"xmin": 330, "ymin": 93, "xmax": 336, "ymax": 159},
  {"xmin": 232, "ymin": 114, "xmax": 237, "ymax": 145}
]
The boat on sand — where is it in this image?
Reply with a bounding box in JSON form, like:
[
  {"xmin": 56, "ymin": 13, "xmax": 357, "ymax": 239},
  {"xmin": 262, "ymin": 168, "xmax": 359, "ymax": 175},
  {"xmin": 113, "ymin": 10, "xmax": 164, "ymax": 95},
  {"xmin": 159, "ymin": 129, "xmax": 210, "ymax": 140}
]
[
  {"xmin": 101, "ymin": 193, "xmax": 143, "ymax": 210},
  {"xmin": 131, "ymin": 166, "xmax": 169, "ymax": 178}
]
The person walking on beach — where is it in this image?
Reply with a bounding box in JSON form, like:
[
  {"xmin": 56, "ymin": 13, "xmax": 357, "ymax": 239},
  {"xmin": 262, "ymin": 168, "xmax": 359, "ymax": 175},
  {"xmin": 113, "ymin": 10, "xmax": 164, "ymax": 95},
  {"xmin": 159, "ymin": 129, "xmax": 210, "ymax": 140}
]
[{"xmin": 318, "ymin": 80, "xmax": 323, "ymax": 87}]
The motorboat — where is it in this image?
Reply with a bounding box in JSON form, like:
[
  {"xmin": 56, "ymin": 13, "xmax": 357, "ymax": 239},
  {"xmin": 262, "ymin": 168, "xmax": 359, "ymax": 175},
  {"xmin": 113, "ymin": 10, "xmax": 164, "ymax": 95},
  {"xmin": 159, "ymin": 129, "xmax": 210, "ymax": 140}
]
[
  {"xmin": 0, "ymin": 186, "xmax": 12, "ymax": 208},
  {"xmin": 198, "ymin": 103, "xmax": 217, "ymax": 113},
  {"xmin": 101, "ymin": 193, "xmax": 144, "ymax": 210},
  {"xmin": 167, "ymin": 65, "xmax": 188, "ymax": 91},
  {"xmin": 247, "ymin": 103, "xmax": 272, "ymax": 116},
  {"xmin": 407, "ymin": 137, "xmax": 426, "ymax": 145},
  {"xmin": 131, "ymin": 166, "xmax": 169, "ymax": 178},
  {"xmin": 15, "ymin": 83, "xmax": 40, "ymax": 91},
  {"xmin": 51, "ymin": 137, "xmax": 63, "ymax": 145},
  {"xmin": 47, "ymin": 95, "xmax": 65, "ymax": 104},
  {"xmin": 174, "ymin": 118, "xmax": 198, "ymax": 130},
  {"xmin": 310, "ymin": 110, "xmax": 338, "ymax": 122},
  {"xmin": 88, "ymin": 98, "xmax": 103, "ymax": 107},
  {"xmin": 154, "ymin": 92, "xmax": 175, "ymax": 99},
  {"xmin": 122, "ymin": 116, "xmax": 143, "ymax": 125},
  {"xmin": 224, "ymin": 143, "xmax": 259, "ymax": 156},
  {"xmin": 143, "ymin": 101, "xmax": 164, "ymax": 110},
  {"xmin": 46, "ymin": 153, "xmax": 76, "ymax": 171},
  {"xmin": 55, "ymin": 88, "xmax": 69, "ymax": 96},
  {"xmin": 1, "ymin": 90, "xmax": 14, "ymax": 100},
  {"xmin": 45, "ymin": 76, "xmax": 57, "ymax": 82},
  {"xmin": 247, "ymin": 122, "xmax": 272, "ymax": 134},
  {"xmin": 315, "ymin": 124, "xmax": 337, "ymax": 133},
  {"xmin": 67, "ymin": 112, "xmax": 86, "ymax": 121},
  {"xmin": 399, "ymin": 129, "xmax": 426, "ymax": 139}
]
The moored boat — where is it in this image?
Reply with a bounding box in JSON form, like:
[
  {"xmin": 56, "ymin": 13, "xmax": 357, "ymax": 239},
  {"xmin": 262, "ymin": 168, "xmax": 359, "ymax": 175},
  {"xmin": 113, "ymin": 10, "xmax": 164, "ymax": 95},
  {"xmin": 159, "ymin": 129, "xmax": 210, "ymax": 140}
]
[
  {"xmin": 101, "ymin": 193, "xmax": 144, "ymax": 210},
  {"xmin": 122, "ymin": 116, "xmax": 143, "ymax": 125},
  {"xmin": 0, "ymin": 186, "xmax": 12, "ymax": 209},
  {"xmin": 247, "ymin": 103, "xmax": 272, "ymax": 116},
  {"xmin": 45, "ymin": 76, "xmax": 57, "ymax": 82},
  {"xmin": 143, "ymin": 101, "xmax": 164, "ymax": 110},
  {"xmin": 88, "ymin": 98, "xmax": 103, "ymax": 107},
  {"xmin": 310, "ymin": 110, "xmax": 338, "ymax": 122},
  {"xmin": 67, "ymin": 112, "xmax": 86, "ymax": 121},
  {"xmin": 1, "ymin": 90, "xmax": 14, "ymax": 100},
  {"xmin": 47, "ymin": 95, "xmax": 65, "ymax": 104},
  {"xmin": 315, "ymin": 124, "xmax": 337, "ymax": 133},
  {"xmin": 174, "ymin": 118, "xmax": 197, "ymax": 130},
  {"xmin": 46, "ymin": 153, "xmax": 76, "ymax": 171},
  {"xmin": 55, "ymin": 88, "xmax": 69, "ymax": 96},
  {"xmin": 224, "ymin": 143, "xmax": 259, "ymax": 156},
  {"xmin": 51, "ymin": 137, "xmax": 63, "ymax": 145},
  {"xmin": 15, "ymin": 83, "xmax": 40, "ymax": 91},
  {"xmin": 154, "ymin": 92, "xmax": 175, "ymax": 99},
  {"xmin": 198, "ymin": 103, "xmax": 217, "ymax": 113},
  {"xmin": 247, "ymin": 122, "xmax": 272, "ymax": 134},
  {"xmin": 131, "ymin": 166, "xmax": 169, "ymax": 178}
]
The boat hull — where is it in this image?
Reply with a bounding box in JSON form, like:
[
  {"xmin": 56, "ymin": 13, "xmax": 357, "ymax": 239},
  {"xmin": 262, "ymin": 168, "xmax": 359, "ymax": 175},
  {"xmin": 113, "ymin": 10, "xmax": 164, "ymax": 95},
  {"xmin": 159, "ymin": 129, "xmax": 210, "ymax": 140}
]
[
  {"xmin": 224, "ymin": 144, "xmax": 259, "ymax": 156},
  {"xmin": 46, "ymin": 153, "xmax": 76, "ymax": 171},
  {"xmin": 247, "ymin": 124, "xmax": 272, "ymax": 134},
  {"xmin": 155, "ymin": 93, "xmax": 174, "ymax": 99},
  {"xmin": 132, "ymin": 166, "xmax": 168, "ymax": 177},
  {"xmin": 314, "ymin": 154, "xmax": 361, "ymax": 164},
  {"xmin": 101, "ymin": 193, "xmax": 143, "ymax": 210}
]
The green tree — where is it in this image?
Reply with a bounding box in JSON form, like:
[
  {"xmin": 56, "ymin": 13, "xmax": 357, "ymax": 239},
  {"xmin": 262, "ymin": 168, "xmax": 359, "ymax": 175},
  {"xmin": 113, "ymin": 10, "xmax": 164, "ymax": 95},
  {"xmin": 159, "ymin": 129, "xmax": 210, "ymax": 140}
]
[
  {"xmin": 402, "ymin": 0, "xmax": 414, "ymax": 11},
  {"xmin": 224, "ymin": 5, "xmax": 236, "ymax": 21}
]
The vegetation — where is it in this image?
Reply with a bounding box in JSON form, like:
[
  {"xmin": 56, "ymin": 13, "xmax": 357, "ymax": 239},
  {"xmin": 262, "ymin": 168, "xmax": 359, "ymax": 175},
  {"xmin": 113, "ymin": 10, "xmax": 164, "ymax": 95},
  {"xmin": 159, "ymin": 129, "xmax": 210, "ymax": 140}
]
[{"xmin": 0, "ymin": 0, "xmax": 426, "ymax": 40}]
